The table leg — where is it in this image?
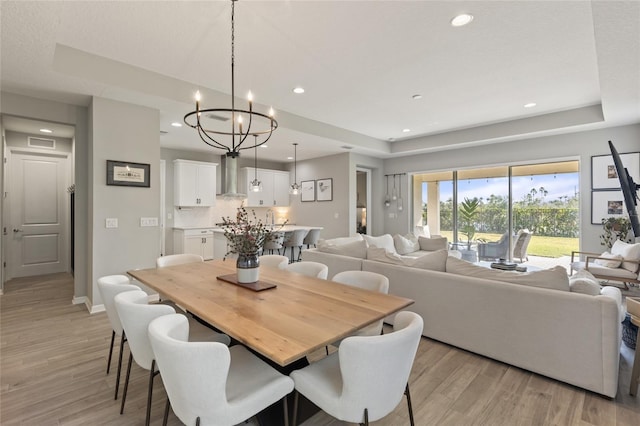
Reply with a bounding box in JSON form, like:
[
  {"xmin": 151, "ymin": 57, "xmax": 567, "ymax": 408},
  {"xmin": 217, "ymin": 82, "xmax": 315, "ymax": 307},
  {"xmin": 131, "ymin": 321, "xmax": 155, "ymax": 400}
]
[{"xmin": 630, "ymin": 327, "xmax": 640, "ymax": 396}]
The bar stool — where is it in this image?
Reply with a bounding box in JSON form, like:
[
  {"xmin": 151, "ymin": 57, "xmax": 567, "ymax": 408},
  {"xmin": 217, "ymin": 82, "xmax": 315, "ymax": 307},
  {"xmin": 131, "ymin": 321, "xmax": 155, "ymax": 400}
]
[
  {"xmin": 303, "ymin": 228, "xmax": 321, "ymax": 249},
  {"xmin": 264, "ymin": 231, "xmax": 285, "ymax": 255},
  {"xmin": 282, "ymin": 229, "xmax": 308, "ymax": 263}
]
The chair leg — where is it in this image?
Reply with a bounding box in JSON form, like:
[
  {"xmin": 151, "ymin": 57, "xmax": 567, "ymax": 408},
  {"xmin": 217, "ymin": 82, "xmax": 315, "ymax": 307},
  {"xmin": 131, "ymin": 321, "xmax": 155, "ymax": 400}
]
[
  {"xmin": 360, "ymin": 408, "xmax": 369, "ymax": 426},
  {"xmin": 283, "ymin": 395, "xmax": 289, "ymax": 426},
  {"xmin": 297, "ymin": 246, "xmax": 302, "ymax": 262},
  {"xmin": 163, "ymin": 398, "xmax": 170, "ymax": 426},
  {"xmin": 405, "ymin": 383, "xmax": 415, "ymax": 426},
  {"xmin": 120, "ymin": 352, "xmax": 133, "ymax": 414},
  {"xmin": 325, "ymin": 345, "xmax": 329, "ymax": 356},
  {"xmin": 145, "ymin": 360, "xmax": 157, "ymax": 426},
  {"xmin": 292, "ymin": 390, "xmax": 299, "ymax": 426},
  {"xmin": 106, "ymin": 330, "xmax": 115, "ymax": 374},
  {"xmin": 196, "ymin": 417, "xmax": 200, "ymax": 426},
  {"xmin": 115, "ymin": 332, "xmax": 127, "ymax": 400}
]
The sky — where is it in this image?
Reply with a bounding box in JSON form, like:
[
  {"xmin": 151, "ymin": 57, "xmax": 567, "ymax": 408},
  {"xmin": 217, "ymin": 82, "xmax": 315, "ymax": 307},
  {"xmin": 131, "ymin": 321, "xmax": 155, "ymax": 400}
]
[{"xmin": 425, "ymin": 173, "xmax": 580, "ymax": 204}]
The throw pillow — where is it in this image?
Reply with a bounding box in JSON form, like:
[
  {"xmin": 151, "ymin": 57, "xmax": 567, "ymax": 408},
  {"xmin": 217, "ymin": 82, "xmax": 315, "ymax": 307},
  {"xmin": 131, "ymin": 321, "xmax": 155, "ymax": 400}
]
[
  {"xmin": 363, "ymin": 234, "xmax": 396, "ymax": 253},
  {"xmin": 446, "ymin": 257, "xmax": 570, "ymax": 292},
  {"xmin": 611, "ymin": 240, "xmax": 640, "ymax": 272},
  {"xmin": 413, "ymin": 225, "xmax": 431, "ymax": 238},
  {"xmin": 410, "ymin": 249, "xmax": 448, "ymax": 272},
  {"xmin": 593, "ymin": 251, "xmax": 623, "ymax": 268},
  {"xmin": 366, "ymin": 247, "xmax": 406, "ymax": 265},
  {"xmin": 318, "ymin": 234, "xmax": 364, "ymax": 246},
  {"xmin": 418, "ymin": 236, "xmax": 448, "ymax": 252},
  {"xmin": 569, "ymin": 270, "xmax": 602, "ymax": 295},
  {"xmin": 393, "ymin": 233, "xmax": 420, "ymax": 255},
  {"xmin": 317, "ymin": 239, "xmax": 367, "ymax": 259}
]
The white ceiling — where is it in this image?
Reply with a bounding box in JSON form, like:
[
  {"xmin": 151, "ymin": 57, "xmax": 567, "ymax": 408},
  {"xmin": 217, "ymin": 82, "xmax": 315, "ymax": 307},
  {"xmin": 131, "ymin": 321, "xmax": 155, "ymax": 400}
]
[{"xmin": 1, "ymin": 1, "xmax": 639, "ymax": 162}]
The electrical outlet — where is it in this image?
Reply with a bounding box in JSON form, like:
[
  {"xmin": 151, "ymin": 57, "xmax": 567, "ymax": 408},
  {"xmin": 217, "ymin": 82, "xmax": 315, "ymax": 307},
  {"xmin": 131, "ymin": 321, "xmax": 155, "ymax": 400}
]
[
  {"xmin": 140, "ymin": 217, "xmax": 159, "ymax": 227},
  {"xmin": 105, "ymin": 218, "xmax": 118, "ymax": 228}
]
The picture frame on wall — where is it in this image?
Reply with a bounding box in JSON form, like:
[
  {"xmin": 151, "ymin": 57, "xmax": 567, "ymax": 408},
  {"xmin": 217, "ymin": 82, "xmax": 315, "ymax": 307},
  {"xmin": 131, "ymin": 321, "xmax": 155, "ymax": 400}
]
[
  {"xmin": 106, "ymin": 160, "xmax": 150, "ymax": 187},
  {"xmin": 591, "ymin": 190, "xmax": 627, "ymax": 224},
  {"xmin": 316, "ymin": 178, "xmax": 333, "ymax": 201},
  {"xmin": 591, "ymin": 152, "xmax": 640, "ymax": 190},
  {"xmin": 301, "ymin": 180, "xmax": 315, "ymax": 202}
]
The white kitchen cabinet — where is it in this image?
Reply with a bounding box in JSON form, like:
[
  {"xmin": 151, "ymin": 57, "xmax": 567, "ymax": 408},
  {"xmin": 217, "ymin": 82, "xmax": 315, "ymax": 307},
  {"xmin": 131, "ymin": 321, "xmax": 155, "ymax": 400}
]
[
  {"xmin": 174, "ymin": 160, "xmax": 217, "ymax": 206},
  {"xmin": 239, "ymin": 167, "xmax": 290, "ymax": 207},
  {"xmin": 173, "ymin": 229, "xmax": 214, "ymax": 260},
  {"xmin": 213, "ymin": 231, "xmax": 235, "ymax": 260}
]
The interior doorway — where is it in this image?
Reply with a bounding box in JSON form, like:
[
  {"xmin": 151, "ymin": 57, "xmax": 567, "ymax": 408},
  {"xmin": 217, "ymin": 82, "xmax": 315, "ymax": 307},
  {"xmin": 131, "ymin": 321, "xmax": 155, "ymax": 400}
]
[
  {"xmin": 356, "ymin": 168, "xmax": 371, "ymax": 235},
  {"xmin": 2, "ymin": 116, "xmax": 75, "ymax": 282}
]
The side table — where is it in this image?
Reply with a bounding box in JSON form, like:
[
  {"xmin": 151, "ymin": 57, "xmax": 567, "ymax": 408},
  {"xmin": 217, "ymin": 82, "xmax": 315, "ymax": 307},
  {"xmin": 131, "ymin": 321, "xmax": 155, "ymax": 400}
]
[{"xmin": 630, "ymin": 314, "xmax": 640, "ymax": 396}]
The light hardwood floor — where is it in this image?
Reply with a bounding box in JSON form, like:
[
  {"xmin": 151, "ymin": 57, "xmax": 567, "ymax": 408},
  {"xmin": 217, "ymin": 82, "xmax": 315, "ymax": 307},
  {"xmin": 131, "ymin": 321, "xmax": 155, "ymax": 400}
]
[{"xmin": 1, "ymin": 273, "xmax": 639, "ymax": 425}]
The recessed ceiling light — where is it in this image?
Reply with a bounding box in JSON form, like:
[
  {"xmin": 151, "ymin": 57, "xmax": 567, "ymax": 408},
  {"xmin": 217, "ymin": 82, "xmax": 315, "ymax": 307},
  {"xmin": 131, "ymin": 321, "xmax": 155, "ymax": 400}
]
[
  {"xmin": 412, "ymin": 94, "xmax": 422, "ymax": 100},
  {"xmin": 171, "ymin": 122, "xmax": 182, "ymax": 127},
  {"xmin": 451, "ymin": 13, "xmax": 474, "ymax": 27},
  {"xmin": 39, "ymin": 128, "xmax": 53, "ymax": 133},
  {"xmin": 524, "ymin": 102, "xmax": 537, "ymax": 108},
  {"xmin": 293, "ymin": 87, "xmax": 305, "ymax": 94},
  {"xmin": 287, "ymin": 156, "xmax": 294, "ymax": 160},
  {"xmin": 402, "ymin": 129, "xmax": 411, "ymax": 133}
]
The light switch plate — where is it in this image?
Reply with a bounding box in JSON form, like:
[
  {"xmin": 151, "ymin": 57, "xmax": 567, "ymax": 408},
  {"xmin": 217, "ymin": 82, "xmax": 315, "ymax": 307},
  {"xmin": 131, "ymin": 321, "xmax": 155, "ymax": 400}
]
[
  {"xmin": 140, "ymin": 217, "xmax": 159, "ymax": 227},
  {"xmin": 105, "ymin": 218, "xmax": 118, "ymax": 228}
]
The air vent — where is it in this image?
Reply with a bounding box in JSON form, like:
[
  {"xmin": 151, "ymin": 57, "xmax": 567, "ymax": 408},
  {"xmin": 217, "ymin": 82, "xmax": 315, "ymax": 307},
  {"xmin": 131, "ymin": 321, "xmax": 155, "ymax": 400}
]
[
  {"xmin": 28, "ymin": 137, "xmax": 55, "ymax": 149},
  {"xmin": 205, "ymin": 113, "xmax": 230, "ymax": 122}
]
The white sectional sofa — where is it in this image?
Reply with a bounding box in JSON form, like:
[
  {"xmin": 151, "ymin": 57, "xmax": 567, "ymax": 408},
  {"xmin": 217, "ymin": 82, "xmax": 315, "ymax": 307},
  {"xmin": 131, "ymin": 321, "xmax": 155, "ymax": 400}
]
[{"xmin": 302, "ymin": 235, "xmax": 623, "ymax": 398}]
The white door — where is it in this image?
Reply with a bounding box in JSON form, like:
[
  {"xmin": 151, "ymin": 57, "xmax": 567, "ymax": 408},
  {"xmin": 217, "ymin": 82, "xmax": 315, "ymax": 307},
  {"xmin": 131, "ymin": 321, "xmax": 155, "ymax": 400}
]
[{"xmin": 8, "ymin": 152, "xmax": 69, "ymax": 278}]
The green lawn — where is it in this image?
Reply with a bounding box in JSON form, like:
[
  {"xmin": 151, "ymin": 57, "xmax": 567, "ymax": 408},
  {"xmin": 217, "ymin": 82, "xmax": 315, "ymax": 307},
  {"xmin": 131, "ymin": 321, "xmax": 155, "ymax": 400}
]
[{"xmin": 438, "ymin": 231, "xmax": 578, "ymax": 258}]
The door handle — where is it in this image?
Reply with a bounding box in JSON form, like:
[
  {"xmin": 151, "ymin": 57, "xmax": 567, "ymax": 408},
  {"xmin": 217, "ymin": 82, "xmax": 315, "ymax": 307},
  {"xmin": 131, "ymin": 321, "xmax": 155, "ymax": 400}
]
[{"xmin": 13, "ymin": 228, "xmax": 23, "ymax": 233}]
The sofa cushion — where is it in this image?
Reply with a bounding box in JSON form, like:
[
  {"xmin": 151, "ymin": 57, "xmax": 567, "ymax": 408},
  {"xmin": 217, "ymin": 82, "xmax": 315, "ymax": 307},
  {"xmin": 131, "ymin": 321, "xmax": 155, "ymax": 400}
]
[
  {"xmin": 367, "ymin": 247, "xmax": 447, "ymax": 271},
  {"xmin": 363, "ymin": 234, "xmax": 396, "ymax": 253},
  {"xmin": 446, "ymin": 257, "xmax": 570, "ymax": 292},
  {"xmin": 569, "ymin": 270, "xmax": 602, "ymax": 295},
  {"xmin": 317, "ymin": 239, "xmax": 368, "ymax": 259},
  {"xmin": 611, "ymin": 240, "xmax": 640, "ymax": 272},
  {"xmin": 393, "ymin": 233, "xmax": 420, "ymax": 255},
  {"xmin": 318, "ymin": 234, "xmax": 363, "ymax": 246},
  {"xmin": 418, "ymin": 236, "xmax": 448, "ymax": 252},
  {"xmin": 593, "ymin": 251, "xmax": 623, "ymax": 268}
]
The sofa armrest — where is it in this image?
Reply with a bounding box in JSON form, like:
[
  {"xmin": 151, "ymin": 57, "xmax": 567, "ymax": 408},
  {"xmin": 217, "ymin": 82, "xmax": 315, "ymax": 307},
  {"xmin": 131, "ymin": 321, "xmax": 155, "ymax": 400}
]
[{"xmin": 600, "ymin": 286, "xmax": 624, "ymax": 323}]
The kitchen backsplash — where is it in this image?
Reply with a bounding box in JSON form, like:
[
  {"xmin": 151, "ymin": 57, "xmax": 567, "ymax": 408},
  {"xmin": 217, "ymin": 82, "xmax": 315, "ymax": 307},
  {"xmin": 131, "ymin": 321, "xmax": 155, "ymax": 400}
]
[{"xmin": 174, "ymin": 197, "xmax": 290, "ymax": 228}]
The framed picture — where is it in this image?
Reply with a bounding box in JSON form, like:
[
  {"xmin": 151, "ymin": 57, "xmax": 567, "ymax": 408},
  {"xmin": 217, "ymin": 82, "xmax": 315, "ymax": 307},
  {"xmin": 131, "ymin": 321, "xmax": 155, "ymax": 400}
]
[
  {"xmin": 301, "ymin": 180, "xmax": 315, "ymax": 202},
  {"xmin": 591, "ymin": 190, "xmax": 627, "ymax": 224},
  {"xmin": 106, "ymin": 160, "xmax": 150, "ymax": 187},
  {"xmin": 591, "ymin": 152, "xmax": 640, "ymax": 189},
  {"xmin": 316, "ymin": 178, "xmax": 333, "ymax": 201}
]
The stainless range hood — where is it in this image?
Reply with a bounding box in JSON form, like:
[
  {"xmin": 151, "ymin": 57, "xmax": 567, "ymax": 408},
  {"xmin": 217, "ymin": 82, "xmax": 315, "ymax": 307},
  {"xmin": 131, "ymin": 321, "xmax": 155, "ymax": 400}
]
[{"xmin": 221, "ymin": 152, "xmax": 247, "ymax": 200}]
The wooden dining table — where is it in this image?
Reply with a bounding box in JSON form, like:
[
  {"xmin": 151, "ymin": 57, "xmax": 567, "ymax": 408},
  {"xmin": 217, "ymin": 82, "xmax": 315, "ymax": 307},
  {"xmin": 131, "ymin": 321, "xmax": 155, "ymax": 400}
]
[{"xmin": 128, "ymin": 259, "xmax": 414, "ymax": 367}]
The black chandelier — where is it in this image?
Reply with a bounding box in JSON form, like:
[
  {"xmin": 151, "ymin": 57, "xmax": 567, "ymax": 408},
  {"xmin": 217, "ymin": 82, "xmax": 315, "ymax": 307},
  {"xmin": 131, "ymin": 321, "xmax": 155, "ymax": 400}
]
[{"xmin": 183, "ymin": 0, "xmax": 278, "ymax": 159}]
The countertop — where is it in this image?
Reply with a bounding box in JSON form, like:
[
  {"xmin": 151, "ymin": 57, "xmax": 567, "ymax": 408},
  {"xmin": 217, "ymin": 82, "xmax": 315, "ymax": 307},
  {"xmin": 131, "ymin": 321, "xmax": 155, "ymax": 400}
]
[{"xmin": 173, "ymin": 225, "xmax": 323, "ymax": 232}]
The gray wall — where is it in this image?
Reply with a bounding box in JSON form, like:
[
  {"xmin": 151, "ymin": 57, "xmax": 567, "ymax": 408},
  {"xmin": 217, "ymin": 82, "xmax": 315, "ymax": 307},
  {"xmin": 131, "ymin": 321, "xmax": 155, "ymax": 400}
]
[
  {"xmin": 1, "ymin": 92, "xmax": 88, "ymax": 301},
  {"xmin": 89, "ymin": 97, "xmax": 160, "ymax": 307},
  {"xmin": 383, "ymin": 123, "xmax": 640, "ymax": 254}
]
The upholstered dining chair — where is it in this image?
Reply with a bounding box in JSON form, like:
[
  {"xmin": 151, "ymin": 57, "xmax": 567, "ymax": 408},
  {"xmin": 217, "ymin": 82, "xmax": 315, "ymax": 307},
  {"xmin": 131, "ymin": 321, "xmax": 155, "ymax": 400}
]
[
  {"xmin": 332, "ymin": 271, "xmax": 390, "ymax": 337},
  {"xmin": 259, "ymin": 254, "xmax": 289, "ymax": 269},
  {"xmin": 282, "ymin": 229, "xmax": 309, "ymax": 262},
  {"xmin": 156, "ymin": 253, "xmax": 204, "ymax": 268},
  {"xmin": 96, "ymin": 275, "xmax": 140, "ymax": 400},
  {"xmin": 290, "ymin": 311, "xmax": 424, "ymax": 426},
  {"xmin": 148, "ymin": 313, "xmax": 295, "ymax": 426},
  {"xmin": 285, "ymin": 261, "xmax": 329, "ymax": 279},
  {"xmin": 115, "ymin": 290, "xmax": 230, "ymax": 426}
]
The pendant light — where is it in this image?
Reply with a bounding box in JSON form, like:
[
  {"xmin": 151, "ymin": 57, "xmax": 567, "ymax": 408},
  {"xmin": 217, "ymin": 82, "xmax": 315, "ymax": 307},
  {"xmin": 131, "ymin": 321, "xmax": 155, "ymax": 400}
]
[
  {"xmin": 290, "ymin": 143, "xmax": 300, "ymax": 195},
  {"xmin": 397, "ymin": 175, "xmax": 404, "ymax": 211},
  {"xmin": 384, "ymin": 175, "xmax": 391, "ymax": 207},
  {"xmin": 392, "ymin": 175, "xmax": 398, "ymax": 200},
  {"xmin": 249, "ymin": 135, "xmax": 262, "ymax": 192}
]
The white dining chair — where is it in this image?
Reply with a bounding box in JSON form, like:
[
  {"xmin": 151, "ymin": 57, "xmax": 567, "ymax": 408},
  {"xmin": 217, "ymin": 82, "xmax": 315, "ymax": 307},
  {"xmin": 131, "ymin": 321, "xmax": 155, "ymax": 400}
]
[
  {"xmin": 332, "ymin": 271, "xmax": 389, "ymax": 337},
  {"xmin": 156, "ymin": 254, "xmax": 204, "ymax": 268},
  {"xmin": 285, "ymin": 261, "xmax": 329, "ymax": 279},
  {"xmin": 290, "ymin": 311, "xmax": 424, "ymax": 426},
  {"xmin": 148, "ymin": 313, "xmax": 295, "ymax": 426},
  {"xmin": 115, "ymin": 290, "xmax": 230, "ymax": 426},
  {"xmin": 96, "ymin": 275, "xmax": 140, "ymax": 400},
  {"xmin": 259, "ymin": 254, "xmax": 289, "ymax": 269}
]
